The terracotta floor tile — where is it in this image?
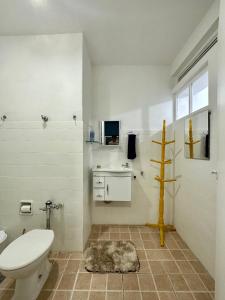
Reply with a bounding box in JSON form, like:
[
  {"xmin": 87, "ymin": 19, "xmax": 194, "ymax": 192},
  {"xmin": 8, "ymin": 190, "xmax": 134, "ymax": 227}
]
[
  {"xmin": 199, "ymin": 274, "xmax": 215, "ymax": 291},
  {"xmin": 147, "ymin": 250, "xmax": 172, "ymax": 260},
  {"xmin": 170, "ymin": 250, "xmax": 186, "ymax": 260},
  {"xmin": 169, "ymin": 274, "xmax": 189, "ymax": 291},
  {"xmin": 162, "ymin": 261, "xmax": 180, "ymax": 274},
  {"xmin": 75, "ymin": 273, "xmax": 92, "ymax": 290},
  {"xmin": 101, "ymin": 225, "xmax": 110, "ymax": 233},
  {"xmin": 71, "ymin": 291, "xmax": 89, "ymax": 300},
  {"xmin": 120, "ymin": 233, "xmax": 131, "ymax": 240},
  {"xmin": 57, "ymin": 251, "xmax": 70, "ymax": 259},
  {"xmin": 142, "ymin": 291, "xmax": 159, "ymax": 300},
  {"xmin": 110, "ymin": 233, "xmax": 120, "ymax": 240},
  {"xmin": 144, "ymin": 240, "xmax": 158, "ymax": 249},
  {"xmin": 183, "ymin": 274, "xmax": 206, "ymax": 291},
  {"xmin": 123, "ymin": 291, "xmax": 142, "ymax": 300},
  {"xmin": 123, "ymin": 274, "xmax": 139, "ymax": 290},
  {"xmin": 89, "ymin": 291, "xmax": 106, "ymax": 300},
  {"xmin": 176, "ymin": 261, "xmax": 195, "ymax": 274},
  {"xmin": 91, "ymin": 274, "xmax": 107, "ymax": 290},
  {"xmin": 37, "ymin": 291, "xmax": 54, "ymax": 300},
  {"xmin": 79, "ymin": 260, "xmax": 89, "ymax": 273},
  {"xmin": 70, "ymin": 251, "xmax": 83, "ymax": 259},
  {"xmin": 65, "ymin": 260, "xmax": 80, "ymax": 273},
  {"xmin": 119, "ymin": 227, "xmax": 129, "ymax": 232},
  {"xmin": 53, "ymin": 291, "xmax": 72, "ymax": 300},
  {"xmin": 43, "ymin": 269, "xmax": 61, "ymax": 290},
  {"xmin": 176, "ymin": 239, "xmax": 188, "ymax": 249},
  {"xmin": 158, "ymin": 291, "xmax": 177, "ymax": 299},
  {"xmin": 139, "ymin": 226, "xmax": 152, "ymax": 233},
  {"xmin": 139, "ymin": 260, "xmax": 151, "ymax": 273},
  {"xmin": 106, "ymin": 291, "xmax": 123, "ymax": 300},
  {"xmin": 175, "ymin": 292, "xmax": 195, "ymax": 300},
  {"xmin": 110, "ymin": 227, "xmax": 120, "ymax": 233},
  {"xmin": 0, "ymin": 277, "xmax": 15, "ymax": 290},
  {"xmin": 189, "ymin": 261, "xmax": 207, "ymax": 273},
  {"xmin": 153, "ymin": 275, "xmax": 173, "ymax": 291},
  {"xmin": 0, "ymin": 290, "xmax": 15, "ymax": 300},
  {"xmin": 58, "ymin": 273, "xmax": 76, "ymax": 290},
  {"xmin": 98, "ymin": 232, "xmax": 110, "ymax": 240},
  {"xmin": 51, "ymin": 260, "xmax": 68, "ymax": 273},
  {"xmin": 130, "ymin": 232, "xmax": 141, "ymax": 239},
  {"xmin": 133, "ymin": 240, "xmax": 144, "ymax": 249},
  {"xmin": 138, "ymin": 274, "xmax": 155, "ymax": 291},
  {"xmin": 149, "ymin": 261, "xmax": 166, "ymax": 274},
  {"xmin": 129, "ymin": 227, "xmax": 139, "ymax": 233},
  {"xmin": 141, "ymin": 233, "xmax": 152, "ymax": 240},
  {"xmin": 165, "ymin": 239, "xmax": 179, "ymax": 249},
  {"xmin": 193, "ymin": 293, "xmax": 212, "ymax": 300},
  {"xmin": 183, "ymin": 250, "xmax": 197, "ymax": 261},
  {"xmin": 107, "ymin": 274, "xmax": 122, "ymax": 290},
  {"xmin": 137, "ymin": 250, "xmax": 147, "ymax": 259}
]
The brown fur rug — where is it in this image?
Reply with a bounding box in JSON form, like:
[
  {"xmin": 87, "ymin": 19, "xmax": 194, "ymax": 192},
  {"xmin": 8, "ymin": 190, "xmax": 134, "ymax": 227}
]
[{"xmin": 84, "ymin": 241, "xmax": 140, "ymax": 273}]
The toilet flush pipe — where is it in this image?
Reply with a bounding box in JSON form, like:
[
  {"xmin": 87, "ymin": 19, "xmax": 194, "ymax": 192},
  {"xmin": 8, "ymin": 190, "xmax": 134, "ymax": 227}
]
[{"xmin": 40, "ymin": 200, "xmax": 63, "ymax": 229}]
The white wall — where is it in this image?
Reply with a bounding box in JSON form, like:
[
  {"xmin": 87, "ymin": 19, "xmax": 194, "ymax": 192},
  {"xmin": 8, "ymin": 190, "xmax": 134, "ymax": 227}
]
[
  {"xmin": 82, "ymin": 40, "xmax": 92, "ymax": 248},
  {"xmin": 0, "ymin": 33, "xmax": 85, "ymax": 250},
  {"xmin": 91, "ymin": 65, "xmax": 174, "ymax": 225},
  {"xmin": 173, "ymin": 47, "xmax": 218, "ymax": 277},
  {"xmin": 215, "ymin": 0, "xmax": 225, "ymax": 298}
]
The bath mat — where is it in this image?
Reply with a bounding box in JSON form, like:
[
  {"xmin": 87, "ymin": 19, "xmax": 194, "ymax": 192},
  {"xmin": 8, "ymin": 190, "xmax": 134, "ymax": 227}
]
[{"xmin": 84, "ymin": 240, "xmax": 140, "ymax": 273}]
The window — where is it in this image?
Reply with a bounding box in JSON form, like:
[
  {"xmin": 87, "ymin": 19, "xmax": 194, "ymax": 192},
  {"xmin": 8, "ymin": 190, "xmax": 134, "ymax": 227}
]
[
  {"xmin": 176, "ymin": 87, "xmax": 189, "ymax": 120},
  {"xmin": 175, "ymin": 70, "xmax": 208, "ymax": 120},
  {"xmin": 191, "ymin": 71, "xmax": 208, "ymax": 112}
]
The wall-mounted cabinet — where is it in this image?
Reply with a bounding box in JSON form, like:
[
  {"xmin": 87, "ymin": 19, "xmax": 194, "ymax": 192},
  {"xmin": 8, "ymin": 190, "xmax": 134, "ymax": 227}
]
[{"xmin": 92, "ymin": 168, "xmax": 132, "ymax": 202}]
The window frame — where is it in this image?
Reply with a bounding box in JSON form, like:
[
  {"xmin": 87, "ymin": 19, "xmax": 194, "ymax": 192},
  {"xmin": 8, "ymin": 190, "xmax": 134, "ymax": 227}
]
[{"xmin": 175, "ymin": 68, "xmax": 209, "ymax": 121}]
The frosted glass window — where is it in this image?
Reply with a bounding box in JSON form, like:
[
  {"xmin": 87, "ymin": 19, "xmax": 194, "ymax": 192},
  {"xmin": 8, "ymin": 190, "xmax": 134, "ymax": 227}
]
[
  {"xmin": 176, "ymin": 88, "xmax": 189, "ymax": 120},
  {"xmin": 191, "ymin": 71, "xmax": 208, "ymax": 112}
]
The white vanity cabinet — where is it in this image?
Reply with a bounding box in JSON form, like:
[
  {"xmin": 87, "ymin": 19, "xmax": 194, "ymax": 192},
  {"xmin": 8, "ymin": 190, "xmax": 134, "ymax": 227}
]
[{"xmin": 92, "ymin": 168, "xmax": 132, "ymax": 202}]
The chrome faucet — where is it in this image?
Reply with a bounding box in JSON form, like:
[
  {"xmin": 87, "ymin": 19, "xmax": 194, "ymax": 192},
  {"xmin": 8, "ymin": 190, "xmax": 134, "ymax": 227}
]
[{"xmin": 40, "ymin": 200, "xmax": 63, "ymax": 229}]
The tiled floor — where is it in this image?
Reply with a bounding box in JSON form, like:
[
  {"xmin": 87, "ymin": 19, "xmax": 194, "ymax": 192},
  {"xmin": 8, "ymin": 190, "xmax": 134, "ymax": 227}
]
[{"xmin": 0, "ymin": 225, "xmax": 215, "ymax": 300}]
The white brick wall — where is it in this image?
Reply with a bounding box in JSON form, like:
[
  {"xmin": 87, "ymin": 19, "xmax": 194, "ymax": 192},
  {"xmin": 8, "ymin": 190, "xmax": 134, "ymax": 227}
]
[{"xmin": 0, "ymin": 34, "xmax": 85, "ymax": 251}]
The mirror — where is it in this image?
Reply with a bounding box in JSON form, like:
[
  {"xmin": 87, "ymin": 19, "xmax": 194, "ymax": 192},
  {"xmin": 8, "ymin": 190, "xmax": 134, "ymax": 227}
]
[
  {"xmin": 100, "ymin": 121, "xmax": 120, "ymax": 145},
  {"xmin": 184, "ymin": 110, "xmax": 210, "ymax": 160}
]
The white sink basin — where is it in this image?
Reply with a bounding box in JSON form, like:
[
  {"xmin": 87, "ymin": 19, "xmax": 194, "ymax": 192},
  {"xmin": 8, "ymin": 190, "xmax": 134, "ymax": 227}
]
[{"xmin": 92, "ymin": 167, "xmax": 132, "ymax": 173}]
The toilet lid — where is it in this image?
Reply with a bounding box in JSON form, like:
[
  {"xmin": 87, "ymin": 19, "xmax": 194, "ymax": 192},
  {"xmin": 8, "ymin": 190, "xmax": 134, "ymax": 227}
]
[{"xmin": 0, "ymin": 229, "xmax": 54, "ymax": 271}]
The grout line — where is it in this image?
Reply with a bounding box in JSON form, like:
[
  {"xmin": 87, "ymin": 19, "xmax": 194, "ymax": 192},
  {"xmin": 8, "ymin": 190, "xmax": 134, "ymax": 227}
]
[
  {"xmin": 87, "ymin": 273, "xmax": 93, "ymax": 300},
  {"xmin": 51, "ymin": 255, "xmax": 70, "ymax": 300}
]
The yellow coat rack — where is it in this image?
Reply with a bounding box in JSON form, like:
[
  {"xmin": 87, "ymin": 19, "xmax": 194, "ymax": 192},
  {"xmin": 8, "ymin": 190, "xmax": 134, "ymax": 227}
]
[
  {"xmin": 185, "ymin": 119, "xmax": 200, "ymax": 159},
  {"xmin": 146, "ymin": 120, "xmax": 176, "ymax": 247}
]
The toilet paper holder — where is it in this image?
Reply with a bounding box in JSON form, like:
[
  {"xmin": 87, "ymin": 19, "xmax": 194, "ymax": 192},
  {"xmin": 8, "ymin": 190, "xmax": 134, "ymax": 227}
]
[{"xmin": 20, "ymin": 200, "xmax": 33, "ymax": 215}]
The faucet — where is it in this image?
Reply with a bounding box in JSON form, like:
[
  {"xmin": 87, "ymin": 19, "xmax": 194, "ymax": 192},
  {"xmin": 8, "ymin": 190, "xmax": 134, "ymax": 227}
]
[
  {"xmin": 122, "ymin": 162, "xmax": 129, "ymax": 168},
  {"xmin": 40, "ymin": 200, "xmax": 63, "ymax": 229}
]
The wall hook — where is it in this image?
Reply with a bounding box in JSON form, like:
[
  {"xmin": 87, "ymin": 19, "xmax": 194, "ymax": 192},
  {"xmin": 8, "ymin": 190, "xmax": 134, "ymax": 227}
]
[
  {"xmin": 41, "ymin": 115, "xmax": 48, "ymax": 122},
  {"xmin": 73, "ymin": 115, "xmax": 77, "ymax": 121},
  {"xmin": 1, "ymin": 115, "xmax": 7, "ymax": 121}
]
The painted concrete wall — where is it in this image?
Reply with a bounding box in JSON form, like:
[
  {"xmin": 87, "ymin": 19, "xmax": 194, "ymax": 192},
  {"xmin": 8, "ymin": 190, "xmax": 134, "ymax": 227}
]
[
  {"xmin": 0, "ymin": 33, "xmax": 85, "ymax": 250},
  {"xmin": 91, "ymin": 65, "xmax": 174, "ymax": 225},
  {"xmin": 82, "ymin": 40, "xmax": 93, "ymax": 248},
  {"xmin": 215, "ymin": 0, "xmax": 225, "ymax": 298},
  {"xmin": 173, "ymin": 47, "xmax": 217, "ymax": 277}
]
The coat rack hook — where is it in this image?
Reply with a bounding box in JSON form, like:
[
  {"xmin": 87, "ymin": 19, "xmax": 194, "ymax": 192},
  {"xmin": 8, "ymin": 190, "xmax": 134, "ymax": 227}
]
[
  {"xmin": 1, "ymin": 115, "xmax": 7, "ymax": 121},
  {"xmin": 41, "ymin": 115, "xmax": 48, "ymax": 122}
]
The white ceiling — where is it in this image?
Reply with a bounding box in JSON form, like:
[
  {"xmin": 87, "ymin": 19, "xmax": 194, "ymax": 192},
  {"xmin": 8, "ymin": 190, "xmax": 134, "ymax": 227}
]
[{"xmin": 0, "ymin": 0, "xmax": 214, "ymax": 64}]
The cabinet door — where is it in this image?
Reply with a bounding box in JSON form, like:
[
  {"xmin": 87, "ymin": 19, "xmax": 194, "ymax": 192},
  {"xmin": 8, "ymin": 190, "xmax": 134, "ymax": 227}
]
[{"xmin": 105, "ymin": 176, "xmax": 131, "ymax": 201}]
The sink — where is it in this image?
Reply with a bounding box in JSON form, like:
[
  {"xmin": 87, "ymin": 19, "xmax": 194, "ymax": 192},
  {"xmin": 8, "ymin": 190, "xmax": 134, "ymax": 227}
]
[{"xmin": 92, "ymin": 167, "xmax": 132, "ymax": 173}]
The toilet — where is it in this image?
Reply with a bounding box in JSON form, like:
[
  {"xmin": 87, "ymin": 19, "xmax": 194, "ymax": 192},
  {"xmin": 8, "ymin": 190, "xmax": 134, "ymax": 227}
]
[{"xmin": 0, "ymin": 229, "xmax": 54, "ymax": 300}]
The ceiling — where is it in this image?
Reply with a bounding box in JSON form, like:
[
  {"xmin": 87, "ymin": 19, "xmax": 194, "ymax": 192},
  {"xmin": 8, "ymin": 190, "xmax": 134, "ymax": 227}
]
[{"xmin": 0, "ymin": 0, "xmax": 214, "ymax": 64}]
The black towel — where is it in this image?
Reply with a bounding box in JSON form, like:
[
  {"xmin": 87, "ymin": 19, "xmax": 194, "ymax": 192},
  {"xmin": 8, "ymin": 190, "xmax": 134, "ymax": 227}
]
[{"xmin": 127, "ymin": 134, "xmax": 136, "ymax": 160}]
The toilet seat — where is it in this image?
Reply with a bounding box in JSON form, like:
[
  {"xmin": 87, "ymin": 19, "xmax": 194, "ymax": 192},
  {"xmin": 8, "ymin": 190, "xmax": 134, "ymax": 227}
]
[{"xmin": 0, "ymin": 229, "xmax": 54, "ymax": 271}]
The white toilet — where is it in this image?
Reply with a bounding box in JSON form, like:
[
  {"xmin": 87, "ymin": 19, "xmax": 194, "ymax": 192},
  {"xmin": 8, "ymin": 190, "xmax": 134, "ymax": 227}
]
[{"xmin": 0, "ymin": 229, "xmax": 54, "ymax": 300}]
